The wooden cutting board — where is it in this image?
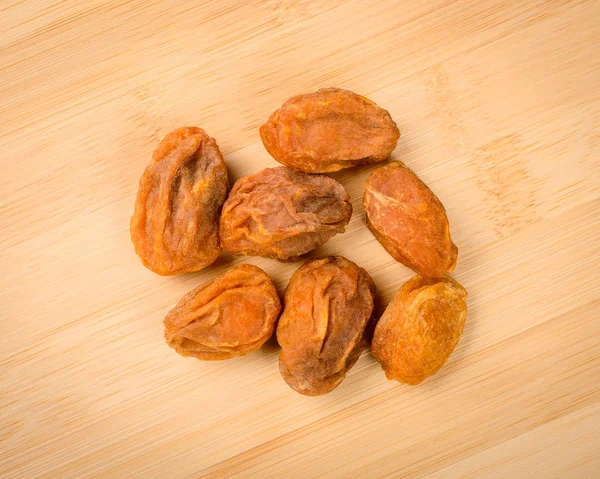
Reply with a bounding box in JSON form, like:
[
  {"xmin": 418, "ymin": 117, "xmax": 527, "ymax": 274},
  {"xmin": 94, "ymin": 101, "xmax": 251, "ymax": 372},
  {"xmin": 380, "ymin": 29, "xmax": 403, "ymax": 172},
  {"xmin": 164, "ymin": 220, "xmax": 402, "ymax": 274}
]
[{"xmin": 1, "ymin": 1, "xmax": 599, "ymax": 477}]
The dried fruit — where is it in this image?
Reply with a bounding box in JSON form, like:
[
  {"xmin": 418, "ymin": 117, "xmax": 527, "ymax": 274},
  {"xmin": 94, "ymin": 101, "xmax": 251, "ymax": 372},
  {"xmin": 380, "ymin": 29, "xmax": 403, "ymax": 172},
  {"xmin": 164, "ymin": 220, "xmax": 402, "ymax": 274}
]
[
  {"xmin": 363, "ymin": 161, "xmax": 458, "ymax": 277},
  {"xmin": 260, "ymin": 88, "xmax": 400, "ymax": 173},
  {"xmin": 219, "ymin": 167, "xmax": 352, "ymax": 261},
  {"xmin": 371, "ymin": 275, "xmax": 467, "ymax": 385},
  {"xmin": 164, "ymin": 264, "xmax": 281, "ymax": 360},
  {"xmin": 131, "ymin": 127, "xmax": 228, "ymax": 275},
  {"xmin": 277, "ymin": 256, "xmax": 376, "ymax": 396}
]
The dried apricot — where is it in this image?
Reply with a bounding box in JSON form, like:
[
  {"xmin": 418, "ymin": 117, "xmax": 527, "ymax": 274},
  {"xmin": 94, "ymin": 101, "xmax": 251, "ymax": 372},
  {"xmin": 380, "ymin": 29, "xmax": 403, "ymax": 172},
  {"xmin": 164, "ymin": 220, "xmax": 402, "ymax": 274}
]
[
  {"xmin": 260, "ymin": 88, "xmax": 400, "ymax": 173},
  {"xmin": 363, "ymin": 161, "xmax": 458, "ymax": 277},
  {"xmin": 131, "ymin": 127, "xmax": 228, "ymax": 275},
  {"xmin": 164, "ymin": 264, "xmax": 281, "ymax": 360},
  {"xmin": 371, "ymin": 275, "xmax": 467, "ymax": 385},
  {"xmin": 277, "ymin": 256, "xmax": 376, "ymax": 395},
  {"xmin": 220, "ymin": 167, "xmax": 352, "ymax": 261}
]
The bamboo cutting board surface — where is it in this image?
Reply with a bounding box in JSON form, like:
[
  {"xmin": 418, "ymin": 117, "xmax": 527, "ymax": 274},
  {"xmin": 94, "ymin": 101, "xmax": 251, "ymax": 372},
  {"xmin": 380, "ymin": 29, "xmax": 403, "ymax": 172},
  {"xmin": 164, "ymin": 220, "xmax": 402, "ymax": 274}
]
[{"xmin": 1, "ymin": 1, "xmax": 599, "ymax": 477}]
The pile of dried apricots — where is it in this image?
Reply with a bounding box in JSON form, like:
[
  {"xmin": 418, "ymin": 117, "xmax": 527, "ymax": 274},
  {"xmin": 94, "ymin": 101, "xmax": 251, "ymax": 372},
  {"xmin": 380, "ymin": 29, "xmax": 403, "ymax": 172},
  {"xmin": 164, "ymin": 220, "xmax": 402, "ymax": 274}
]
[{"xmin": 131, "ymin": 88, "xmax": 468, "ymax": 396}]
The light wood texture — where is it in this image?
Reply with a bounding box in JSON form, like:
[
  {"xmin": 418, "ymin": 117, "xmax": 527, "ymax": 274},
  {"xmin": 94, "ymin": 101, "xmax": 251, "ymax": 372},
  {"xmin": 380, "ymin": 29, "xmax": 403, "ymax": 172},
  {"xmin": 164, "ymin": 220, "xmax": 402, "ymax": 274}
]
[{"xmin": 1, "ymin": 1, "xmax": 599, "ymax": 477}]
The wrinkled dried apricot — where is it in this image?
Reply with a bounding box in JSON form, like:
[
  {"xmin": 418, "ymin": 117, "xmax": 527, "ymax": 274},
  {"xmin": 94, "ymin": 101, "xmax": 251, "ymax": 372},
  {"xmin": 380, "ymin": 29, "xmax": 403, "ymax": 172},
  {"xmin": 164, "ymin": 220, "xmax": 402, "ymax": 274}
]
[
  {"xmin": 277, "ymin": 256, "xmax": 376, "ymax": 395},
  {"xmin": 260, "ymin": 88, "xmax": 400, "ymax": 173},
  {"xmin": 219, "ymin": 167, "xmax": 352, "ymax": 261},
  {"xmin": 131, "ymin": 127, "xmax": 228, "ymax": 275},
  {"xmin": 164, "ymin": 264, "xmax": 281, "ymax": 360},
  {"xmin": 363, "ymin": 161, "xmax": 458, "ymax": 277},
  {"xmin": 371, "ymin": 275, "xmax": 467, "ymax": 385}
]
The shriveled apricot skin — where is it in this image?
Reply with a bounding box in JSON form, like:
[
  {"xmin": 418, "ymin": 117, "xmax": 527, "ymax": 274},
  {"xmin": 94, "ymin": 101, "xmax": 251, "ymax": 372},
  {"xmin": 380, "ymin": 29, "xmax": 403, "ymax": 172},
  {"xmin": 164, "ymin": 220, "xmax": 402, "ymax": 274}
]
[
  {"xmin": 131, "ymin": 127, "xmax": 228, "ymax": 275},
  {"xmin": 277, "ymin": 256, "xmax": 376, "ymax": 396},
  {"xmin": 164, "ymin": 264, "xmax": 281, "ymax": 360},
  {"xmin": 260, "ymin": 88, "xmax": 400, "ymax": 173},
  {"xmin": 363, "ymin": 161, "xmax": 458, "ymax": 277},
  {"xmin": 371, "ymin": 275, "xmax": 467, "ymax": 385},
  {"xmin": 219, "ymin": 167, "xmax": 352, "ymax": 261}
]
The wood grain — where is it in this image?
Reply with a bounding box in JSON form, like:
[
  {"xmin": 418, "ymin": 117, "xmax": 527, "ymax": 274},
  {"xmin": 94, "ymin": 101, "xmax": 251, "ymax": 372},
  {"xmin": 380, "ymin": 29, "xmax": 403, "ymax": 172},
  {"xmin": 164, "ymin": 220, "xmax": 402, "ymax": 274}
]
[{"xmin": 1, "ymin": 1, "xmax": 599, "ymax": 477}]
